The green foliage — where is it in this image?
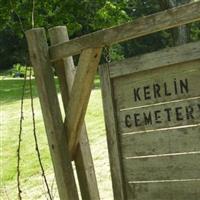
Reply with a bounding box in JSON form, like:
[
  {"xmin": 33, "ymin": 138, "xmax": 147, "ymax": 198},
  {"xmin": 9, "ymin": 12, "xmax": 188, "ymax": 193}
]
[
  {"xmin": 0, "ymin": 0, "xmax": 200, "ymax": 70},
  {"xmin": 109, "ymin": 44, "xmax": 125, "ymax": 61},
  {"xmin": 0, "ymin": 29, "xmax": 27, "ymax": 70},
  {"xmin": 121, "ymin": 30, "xmax": 173, "ymax": 59},
  {"xmin": 92, "ymin": 1, "xmax": 130, "ymax": 29},
  {"xmin": 11, "ymin": 64, "xmax": 33, "ymax": 78},
  {"xmin": 190, "ymin": 22, "xmax": 200, "ymax": 41}
]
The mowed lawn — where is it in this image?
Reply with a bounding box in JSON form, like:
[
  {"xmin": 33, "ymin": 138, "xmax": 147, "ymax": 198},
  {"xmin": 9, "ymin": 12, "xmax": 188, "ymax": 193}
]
[{"xmin": 0, "ymin": 78, "xmax": 113, "ymax": 199}]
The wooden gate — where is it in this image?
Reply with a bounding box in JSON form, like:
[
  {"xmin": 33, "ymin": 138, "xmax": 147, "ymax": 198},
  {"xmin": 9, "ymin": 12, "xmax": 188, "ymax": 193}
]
[
  {"xmin": 100, "ymin": 41, "xmax": 200, "ymax": 200},
  {"xmin": 26, "ymin": 1, "xmax": 200, "ymax": 200}
]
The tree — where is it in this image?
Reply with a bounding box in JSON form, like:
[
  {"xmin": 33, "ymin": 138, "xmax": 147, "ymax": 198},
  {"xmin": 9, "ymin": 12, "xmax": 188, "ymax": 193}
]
[
  {"xmin": 0, "ymin": 29, "xmax": 27, "ymax": 69},
  {"xmin": 0, "ymin": 0, "xmax": 130, "ymax": 68},
  {"xmin": 119, "ymin": 0, "xmax": 172, "ymax": 59},
  {"xmin": 0, "ymin": 0, "xmax": 199, "ymax": 69},
  {"xmin": 158, "ymin": 0, "xmax": 191, "ymax": 45}
]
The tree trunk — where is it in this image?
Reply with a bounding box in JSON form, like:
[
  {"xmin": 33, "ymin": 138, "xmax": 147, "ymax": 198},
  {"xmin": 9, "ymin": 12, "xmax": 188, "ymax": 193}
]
[{"xmin": 158, "ymin": 0, "xmax": 191, "ymax": 45}]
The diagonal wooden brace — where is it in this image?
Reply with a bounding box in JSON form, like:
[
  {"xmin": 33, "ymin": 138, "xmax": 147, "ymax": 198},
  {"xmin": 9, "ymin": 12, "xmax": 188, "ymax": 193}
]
[{"xmin": 65, "ymin": 48, "xmax": 102, "ymax": 157}]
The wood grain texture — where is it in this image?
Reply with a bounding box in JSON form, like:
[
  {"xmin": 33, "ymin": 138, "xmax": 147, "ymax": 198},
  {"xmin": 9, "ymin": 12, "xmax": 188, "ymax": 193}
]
[
  {"xmin": 99, "ymin": 64, "xmax": 126, "ymax": 200},
  {"xmin": 121, "ymin": 125, "xmax": 200, "ymax": 157},
  {"xmin": 49, "ymin": 1, "xmax": 200, "ymax": 60},
  {"xmin": 113, "ymin": 60, "xmax": 200, "ymax": 110},
  {"xmin": 118, "ymin": 98, "xmax": 200, "ymax": 134},
  {"xmin": 48, "ymin": 26, "xmax": 100, "ymax": 200},
  {"xmin": 65, "ymin": 48, "xmax": 102, "ymax": 158},
  {"xmin": 109, "ymin": 41, "xmax": 200, "ymax": 78},
  {"xmin": 127, "ymin": 180, "xmax": 200, "ymax": 200},
  {"xmin": 74, "ymin": 131, "xmax": 100, "ymax": 200},
  {"xmin": 123, "ymin": 152, "xmax": 200, "ymax": 182},
  {"xmin": 26, "ymin": 28, "xmax": 79, "ymax": 200}
]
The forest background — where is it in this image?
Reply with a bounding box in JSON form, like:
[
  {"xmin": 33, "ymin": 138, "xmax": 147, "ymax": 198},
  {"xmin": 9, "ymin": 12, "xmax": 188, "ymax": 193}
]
[{"xmin": 0, "ymin": 0, "xmax": 200, "ymax": 71}]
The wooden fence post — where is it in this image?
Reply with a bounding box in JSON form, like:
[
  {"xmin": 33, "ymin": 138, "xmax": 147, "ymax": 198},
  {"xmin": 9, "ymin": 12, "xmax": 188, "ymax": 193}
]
[
  {"xmin": 48, "ymin": 26, "xmax": 100, "ymax": 200},
  {"xmin": 26, "ymin": 28, "xmax": 79, "ymax": 200},
  {"xmin": 99, "ymin": 64, "xmax": 126, "ymax": 200}
]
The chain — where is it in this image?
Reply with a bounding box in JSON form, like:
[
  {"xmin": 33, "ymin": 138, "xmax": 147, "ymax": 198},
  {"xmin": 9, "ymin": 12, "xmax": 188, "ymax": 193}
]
[
  {"xmin": 29, "ymin": 68, "xmax": 53, "ymax": 200},
  {"xmin": 17, "ymin": 66, "xmax": 28, "ymax": 200},
  {"xmin": 103, "ymin": 46, "xmax": 111, "ymax": 64}
]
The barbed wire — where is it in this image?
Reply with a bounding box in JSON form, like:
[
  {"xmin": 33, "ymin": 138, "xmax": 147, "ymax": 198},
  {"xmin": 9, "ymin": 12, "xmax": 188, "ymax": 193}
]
[
  {"xmin": 17, "ymin": 66, "xmax": 28, "ymax": 200},
  {"xmin": 29, "ymin": 68, "xmax": 53, "ymax": 200},
  {"xmin": 10, "ymin": 0, "xmax": 53, "ymax": 199}
]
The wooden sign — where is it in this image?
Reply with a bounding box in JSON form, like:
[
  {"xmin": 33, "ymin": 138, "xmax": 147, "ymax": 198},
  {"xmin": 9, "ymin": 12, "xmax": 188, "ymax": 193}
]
[{"xmin": 100, "ymin": 41, "xmax": 200, "ymax": 200}]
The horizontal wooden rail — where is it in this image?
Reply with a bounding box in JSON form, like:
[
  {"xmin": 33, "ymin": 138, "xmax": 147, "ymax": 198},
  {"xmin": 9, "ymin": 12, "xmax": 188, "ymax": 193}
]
[
  {"xmin": 109, "ymin": 41, "xmax": 200, "ymax": 78},
  {"xmin": 49, "ymin": 1, "xmax": 200, "ymax": 61}
]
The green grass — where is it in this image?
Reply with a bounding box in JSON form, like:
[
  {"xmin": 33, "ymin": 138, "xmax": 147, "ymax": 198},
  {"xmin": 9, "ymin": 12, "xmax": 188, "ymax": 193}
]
[
  {"xmin": 0, "ymin": 79, "xmax": 56, "ymax": 185},
  {"xmin": 0, "ymin": 79, "xmax": 60, "ymax": 104},
  {"xmin": 0, "ymin": 76, "xmax": 112, "ymax": 199}
]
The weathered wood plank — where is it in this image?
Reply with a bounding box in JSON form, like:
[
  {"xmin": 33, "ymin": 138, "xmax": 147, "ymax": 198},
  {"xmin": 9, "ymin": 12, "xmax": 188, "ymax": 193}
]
[
  {"xmin": 113, "ymin": 60, "xmax": 200, "ymax": 110},
  {"xmin": 109, "ymin": 41, "xmax": 200, "ymax": 78},
  {"xmin": 66, "ymin": 48, "xmax": 102, "ymax": 157},
  {"xmin": 74, "ymin": 132, "xmax": 100, "ymax": 200},
  {"xmin": 48, "ymin": 26, "xmax": 100, "ymax": 200},
  {"xmin": 49, "ymin": 1, "xmax": 200, "ymax": 61},
  {"xmin": 127, "ymin": 180, "xmax": 200, "ymax": 200},
  {"xmin": 99, "ymin": 64, "xmax": 126, "ymax": 200},
  {"xmin": 123, "ymin": 152, "xmax": 200, "ymax": 181},
  {"xmin": 118, "ymin": 98, "xmax": 200, "ymax": 134},
  {"xmin": 26, "ymin": 28, "xmax": 79, "ymax": 200},
  {"xmin": 121, "ymin": 125, "xmax": 200, "ymax": 157}
]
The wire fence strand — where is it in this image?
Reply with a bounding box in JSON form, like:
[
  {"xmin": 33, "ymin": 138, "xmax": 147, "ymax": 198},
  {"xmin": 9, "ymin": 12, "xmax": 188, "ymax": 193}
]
[
  {"xmin": 29, "ymin": 68, "xmax": 53, "ymax": 200},
  {"xmin": 17, "ymin": 66, "xmax": 28, "ymax": 200},
  {"xmin": 12, "ymin": 0, "xmax": 53, "ymax": 198}
]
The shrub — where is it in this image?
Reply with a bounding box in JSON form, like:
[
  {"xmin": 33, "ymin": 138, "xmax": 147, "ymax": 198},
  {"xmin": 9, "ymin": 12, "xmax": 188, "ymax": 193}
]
[{"xmin": 12, "ymin": 64, "xmax": 33, "ymax": 78}]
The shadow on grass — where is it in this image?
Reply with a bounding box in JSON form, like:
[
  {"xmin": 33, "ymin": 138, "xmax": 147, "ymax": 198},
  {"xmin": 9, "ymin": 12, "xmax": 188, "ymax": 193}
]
[
  {"xmin": 0, "ymin": 79, "xmax": 39, "ymax": 104},
  {"xmin": 0, "ymin": 76, "xmax": 101, "ymax": 104}
]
